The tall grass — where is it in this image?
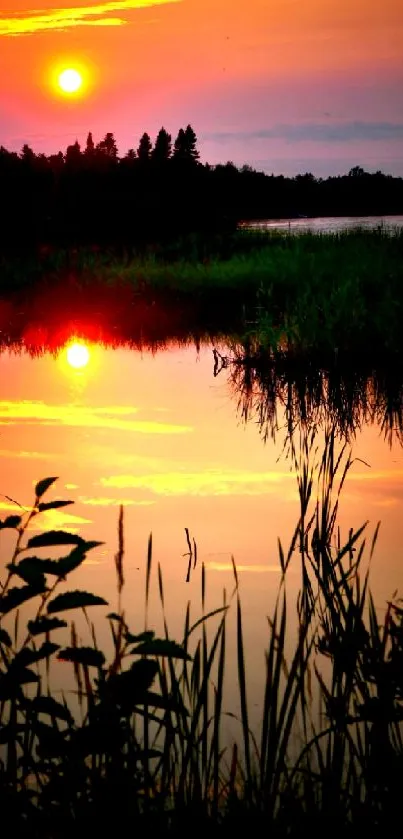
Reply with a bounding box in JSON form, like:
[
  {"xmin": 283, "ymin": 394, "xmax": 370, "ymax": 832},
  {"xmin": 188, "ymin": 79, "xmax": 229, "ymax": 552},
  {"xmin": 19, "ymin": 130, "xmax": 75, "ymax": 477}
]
[{"xmin": 1, "ymin": 430, "xmax": 403, "ymax": 835}]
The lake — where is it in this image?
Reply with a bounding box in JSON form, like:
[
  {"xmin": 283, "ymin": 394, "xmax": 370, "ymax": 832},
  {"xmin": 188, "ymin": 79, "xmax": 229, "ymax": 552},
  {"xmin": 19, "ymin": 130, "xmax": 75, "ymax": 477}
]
[
  {"xmin": 1, "ymin": 330, "xmax": 403, "ymax": 732},
  {"xmin": 243, "ymin": 214, "xmax": 403, "ymax": 233}
]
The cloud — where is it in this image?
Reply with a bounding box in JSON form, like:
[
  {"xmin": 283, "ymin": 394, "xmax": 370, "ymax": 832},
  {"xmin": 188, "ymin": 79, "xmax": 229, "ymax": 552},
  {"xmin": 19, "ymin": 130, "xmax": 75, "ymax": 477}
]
[
  {"xmin": 0, "ymin": 448, "xmax": 62, "ymax": 461},
  {"xmin": 78, "ymin": 495, "xmax": 155, "ymax": 506},
  {"xmin": 27, "ymin": 508, "xmax": 92, "ymax": 531},
  {"xmin": 206, "ymin": 562, "xmax": 282, "ymax": 573},
  {"xmin": 0, "ymin": 0, "xmax": 180, "ymax": 36},
  {"xmin": 0, "ymin": 500, "xmax": 91, "ymax": 530},
  {"xmin": 0, "ymin": 401, "xmax": 192, "ymax": 435},
  {"xmin": 0, "ymin": 500, "xmax": 29, "ymax": 512},
  {"xmin": 205, "ymin": 122, "xmax": 403, "ymax": 145},
  {"xmin": 100, "ymin": 469, "xmax": 294, "ymax": 496}
]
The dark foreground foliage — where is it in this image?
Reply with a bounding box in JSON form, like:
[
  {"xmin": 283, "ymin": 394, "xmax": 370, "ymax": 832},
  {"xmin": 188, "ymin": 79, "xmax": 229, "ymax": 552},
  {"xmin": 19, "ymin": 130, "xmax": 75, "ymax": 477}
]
[
  {"xmin": 1, "ymin": 430, "xmax": 403, "ymax": 837},
  {"xmin": 0, "ymin": 124, "xmax": 402, "ymax": 250}
]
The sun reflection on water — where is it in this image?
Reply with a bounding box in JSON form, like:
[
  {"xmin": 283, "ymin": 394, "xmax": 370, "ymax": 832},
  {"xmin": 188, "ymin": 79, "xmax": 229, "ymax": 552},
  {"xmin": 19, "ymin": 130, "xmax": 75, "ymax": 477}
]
[{"xmin": 66, "ymin": 341, "xmax": 90, "ymax": 369}]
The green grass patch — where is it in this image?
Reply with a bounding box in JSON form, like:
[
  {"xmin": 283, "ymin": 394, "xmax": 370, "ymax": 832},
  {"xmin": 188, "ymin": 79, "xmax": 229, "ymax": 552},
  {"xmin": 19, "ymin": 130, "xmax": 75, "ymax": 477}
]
[{"xmin": 1, "ymin": 227, "xmax": 402, "ymax": 354}]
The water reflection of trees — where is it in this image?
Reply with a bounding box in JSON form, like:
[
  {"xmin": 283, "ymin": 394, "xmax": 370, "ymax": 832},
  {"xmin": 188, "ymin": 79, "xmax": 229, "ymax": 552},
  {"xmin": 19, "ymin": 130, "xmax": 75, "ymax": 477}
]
[
  {"xmin": 214, "ymin": 343, "xmax": 403, "ymax": 446},
  {"xmin": 0, "ymin": 283, "xmax": 239, "ymax": 358}
]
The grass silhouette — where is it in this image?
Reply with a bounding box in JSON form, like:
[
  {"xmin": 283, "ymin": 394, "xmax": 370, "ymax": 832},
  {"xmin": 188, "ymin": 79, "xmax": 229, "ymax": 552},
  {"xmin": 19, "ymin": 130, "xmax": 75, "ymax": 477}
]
[{"xmin": 1, "ymin": 429, "xmax": 402, "ymax": 836}]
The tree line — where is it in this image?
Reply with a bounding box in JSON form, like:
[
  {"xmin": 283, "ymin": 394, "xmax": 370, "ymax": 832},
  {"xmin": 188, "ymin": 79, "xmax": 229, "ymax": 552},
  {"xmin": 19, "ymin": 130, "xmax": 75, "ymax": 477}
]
[{"xmin": 0, "ymin": 124, "xmax": 402, "ymax": 249}]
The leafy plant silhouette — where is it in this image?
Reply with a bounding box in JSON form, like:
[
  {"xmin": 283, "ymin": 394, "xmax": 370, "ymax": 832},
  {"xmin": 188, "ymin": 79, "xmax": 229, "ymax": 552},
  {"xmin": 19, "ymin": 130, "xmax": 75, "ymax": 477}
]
[{"xmin": 0, "ymin": 477, "xmax": 192, "ymax": 835}]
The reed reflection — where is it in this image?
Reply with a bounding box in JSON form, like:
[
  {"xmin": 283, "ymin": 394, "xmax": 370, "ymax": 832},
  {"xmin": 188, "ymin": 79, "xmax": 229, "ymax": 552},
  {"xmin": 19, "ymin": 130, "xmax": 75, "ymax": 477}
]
[{"xmin": 214, "ymin": 340, "xmax": 403, "ymax": 448}]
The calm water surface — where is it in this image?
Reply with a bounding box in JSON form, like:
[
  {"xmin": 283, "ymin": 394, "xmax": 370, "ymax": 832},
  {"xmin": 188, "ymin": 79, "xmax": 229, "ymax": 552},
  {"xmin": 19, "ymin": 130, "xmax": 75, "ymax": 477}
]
[
  {"xmin": 244, "ymin": 214, "xmax": 403, "ymax": 233},
  {"xmin": 1, "ymin": 340, "xmax": 403, "ymax": 724}
]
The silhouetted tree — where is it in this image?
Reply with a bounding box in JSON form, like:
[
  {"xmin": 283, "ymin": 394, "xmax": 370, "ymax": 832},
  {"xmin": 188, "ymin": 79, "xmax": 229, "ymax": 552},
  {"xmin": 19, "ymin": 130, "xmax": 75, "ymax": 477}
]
[
  {"xmin": 96, "ymin": 132, "xmax": 118, "ymax": 159},
  {"xmin": 137, "ymin": 132, "xmax": 152, "ymax": 162},
  {"xmin": 84, "ymin": 131, "xmax": 95, "ymax": 156},
  {"xmin": 184, "ymin": 124, "xmax": 199, "ymax": 161},
  {"xmin": 173, "ymin": 128, "xmax": 186, "ymax": 161},
  {"xmin": 349, "ymin": 166, "xmax": 366, "ymax": 178},
  {"xmin": 20, "ymin": 144, "xmax": 36, "ymax": 163},
  {"xmin": 65, "ymin": 141, "xmax": 82, "ymax": 167},
  {"xmin": 48, "ymin": 151, "xmax": 64, "ymax": 170},
  {"xmin": 0, "ymin": 124, "xmax": 402, "ymax": 252},
  {"xmin": 173, "ymin": 125, "xmax": 199, "ymax": 163},
  {"xmin": 152, "ymin": 127, "xmax": 172, "ymax": 162}
]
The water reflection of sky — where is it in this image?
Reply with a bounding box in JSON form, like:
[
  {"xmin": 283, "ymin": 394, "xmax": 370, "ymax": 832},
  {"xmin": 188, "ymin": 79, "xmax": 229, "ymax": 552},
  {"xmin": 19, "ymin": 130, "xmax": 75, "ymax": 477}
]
[
  {"xmin": 1, "ymin": 340, "xmax": 403, "ymax": 725},
  {"xmin": 245, "ymin": 214, "xmax": 403, "ymax": 233}
]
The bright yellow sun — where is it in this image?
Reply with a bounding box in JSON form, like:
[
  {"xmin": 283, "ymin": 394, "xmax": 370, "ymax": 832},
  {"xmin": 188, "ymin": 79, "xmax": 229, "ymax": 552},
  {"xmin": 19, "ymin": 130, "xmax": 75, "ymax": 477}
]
[
  {"xmin": 66, "ymin": 342, "xmax": 90, "ymax": 369},
  {"xmin": 58, "ymin": 68, "xmax": 82, "ymax": 94}
]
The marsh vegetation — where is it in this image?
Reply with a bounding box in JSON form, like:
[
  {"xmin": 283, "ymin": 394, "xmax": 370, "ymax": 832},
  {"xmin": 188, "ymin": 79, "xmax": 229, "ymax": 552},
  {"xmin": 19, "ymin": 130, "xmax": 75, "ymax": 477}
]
[{"xmin": 1, "ymin": 427, "xmax": 403, "ymax": 837}]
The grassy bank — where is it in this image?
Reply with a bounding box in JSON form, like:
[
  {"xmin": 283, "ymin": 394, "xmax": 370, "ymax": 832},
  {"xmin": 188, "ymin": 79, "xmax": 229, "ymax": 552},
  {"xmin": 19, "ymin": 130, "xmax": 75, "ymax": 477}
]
[
  {"xmin": 1, "ymin": 431, "xmax": 402, "ymax": 836},
  {"xmin": 1, "ymin": 228, "xmax": 402, "ymax": 354}
]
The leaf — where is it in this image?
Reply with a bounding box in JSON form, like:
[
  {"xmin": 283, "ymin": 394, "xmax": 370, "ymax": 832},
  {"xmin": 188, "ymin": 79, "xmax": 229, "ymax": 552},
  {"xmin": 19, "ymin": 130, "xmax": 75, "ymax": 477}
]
[
  {"xmin": 11, "ymin": 545, "xmax": 101, "ymax": 583},
  {"xmin": 31, "ymin": 695, "xmax": 74, "ymax": 724},
  {"xmin": 58, "ymin": 647, "xmax": 105, "ymax": 668},
  {"xmin": 104, "ymin": 660, "xmax": 158, "ymax": 710},
  {"xmin": 0, "ymin": 515, "xmax": 22, "ymax": 530},
  {"xmin": 0, "ymin": 584, "xmax": 45, "ymax": 615},
  {"xmin": 130, "ymin": 638, "xmax": 191, "ymax": 660},
  {"xmin": 26, "ymin": 531, "xmax": 85, "ymax": 550},
  {"xmin": 125, "ymin": 630, "xmax": 155, "ymax": 644},
  {"xmin": 47, "ymin": 590, "xmax": 108, "ymax": 614},
  {"xmin": 13, "ymin": 643, "xmax": 60, "ymax": 668},
  {"xmin": 0, "ymin": 628, "xmax": 12, "ymax": 647},
  {"xmin": 11, "ymin": 556, "xmax": 67, "ymax": 580},
  {"xmin": 0, "ymin": 667, "xmax": 39, "ymax": 698},
  {"xmin": 7, "ymin": 559, "xmax": 47, "ymax": 588},
  {"xmin": 56, "ymin": 544, "xmax": 103, "ymax": 577},
  {"xmin": 83, "ymin": 540, "xmax": 104, "ymax": 551},
  {"xmin": 38, "ymin": 500, "xmax": 74, "ymax": 512},
  {"xmin": 142, "ymin": 690, "xmax": 188, "ymax": 714},
  {"xmin": 35, "ymin": 477, "xmax": 58, "ymax": 499},
  {"xmin": 107, "ymin": 612, "xmax": 124, "ymax": 622},
  {"xmin": 129, "ymin": 658, "xmax": 159, "ymax": 690},
  {"xmin": 28, "ymin": 616, "xmax": 68, "ymax": 636}
]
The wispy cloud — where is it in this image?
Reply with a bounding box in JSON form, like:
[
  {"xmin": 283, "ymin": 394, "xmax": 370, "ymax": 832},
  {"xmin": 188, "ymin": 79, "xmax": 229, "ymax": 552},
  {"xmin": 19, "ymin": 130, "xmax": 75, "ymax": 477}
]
[
  {"xmin": 206, "ymin": 562, "xmax": 282, "ymax": 573},
  {"xmin": 0, "ymin": 448, "xmax": 62, "ymax": 461},
  {"xmin": 0, "ymin": 0, "xmax": 180, "ymax": 36},
  {"xmin": 28, "ymin": 508, "xmax": 92, "ymax": 531},
  {"xmin": 78, "ymin": 495, "xmax": 155, "ymax": 506},
  {"xmin": 101, "ymin": 470, "xmax": 294, "ymax": 496},
  {"xmin": 0, "ymin": 500, "xmax": 28, "ymax": 512},
  {"xmin": 0, "ymin": 401, "xmax": 192, "ymax": 435},
  {"xmin": 205, "ymin": 122, "xmax": 403, "ymax": 145},
  {"xmin": 0, "ymin": 499, "xmax": 91, "ymax": 531}
]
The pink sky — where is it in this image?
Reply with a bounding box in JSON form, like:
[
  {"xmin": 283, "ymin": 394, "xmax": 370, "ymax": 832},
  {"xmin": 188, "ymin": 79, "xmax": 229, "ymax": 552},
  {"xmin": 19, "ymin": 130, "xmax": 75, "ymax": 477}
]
[{"xmin": 1, "ymin": 0, "xmax": 403, "ymax": 175}]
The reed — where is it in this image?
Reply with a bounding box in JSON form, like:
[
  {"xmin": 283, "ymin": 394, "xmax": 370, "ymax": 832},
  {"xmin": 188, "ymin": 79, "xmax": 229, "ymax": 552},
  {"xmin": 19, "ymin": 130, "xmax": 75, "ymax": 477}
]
[{"xmin": 1, "ymin": 428, "xmax": 402, "ymax": 836}]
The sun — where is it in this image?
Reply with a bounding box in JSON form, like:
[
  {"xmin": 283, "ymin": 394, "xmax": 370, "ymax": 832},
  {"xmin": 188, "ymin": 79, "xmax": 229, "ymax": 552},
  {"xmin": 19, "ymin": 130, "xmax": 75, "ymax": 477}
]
[
  {"xmin": 66, "ymin": 342, "xmax": 90, "ymax": 369},
  {"xmin": 58, "ymin": 68, "xmax": 83, "ymax": 94}
]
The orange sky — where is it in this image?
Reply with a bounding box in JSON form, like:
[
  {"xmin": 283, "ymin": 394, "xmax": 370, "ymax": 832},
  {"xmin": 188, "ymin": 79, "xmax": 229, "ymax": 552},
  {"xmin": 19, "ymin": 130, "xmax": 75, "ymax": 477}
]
[{"xmin": 1, "ymin": 0, "xmax": 403, "ymax": 174}]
